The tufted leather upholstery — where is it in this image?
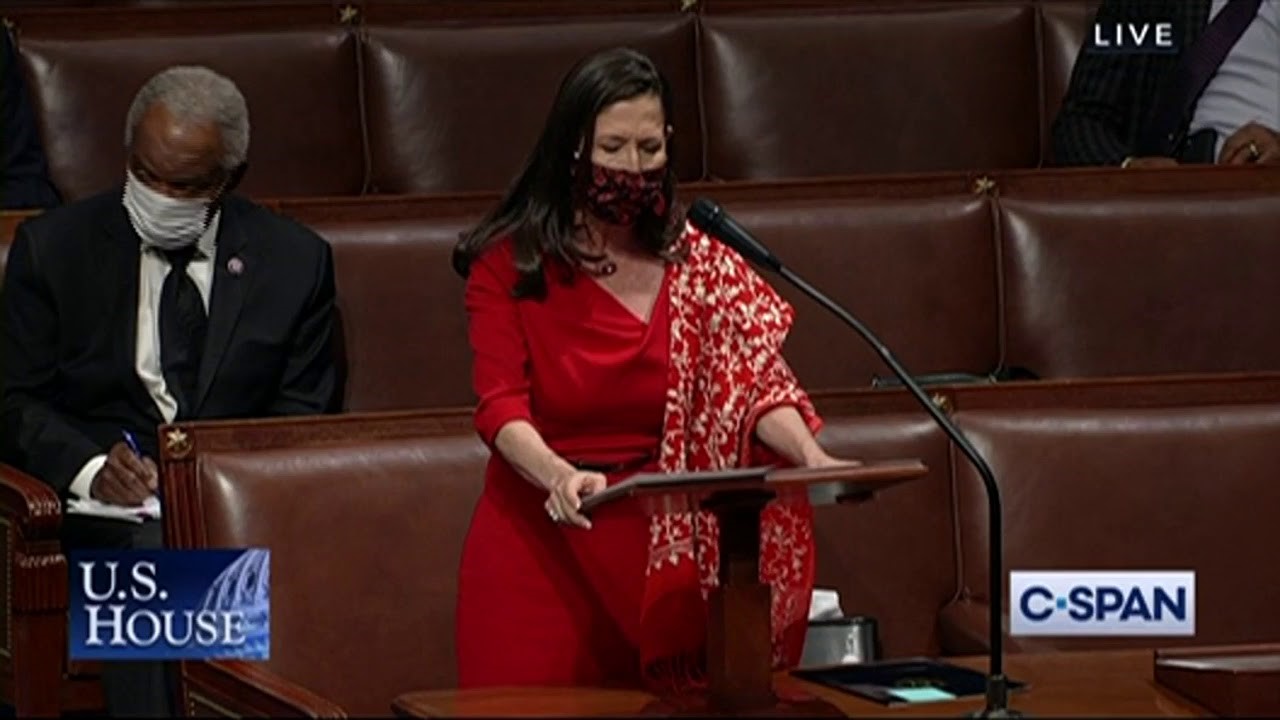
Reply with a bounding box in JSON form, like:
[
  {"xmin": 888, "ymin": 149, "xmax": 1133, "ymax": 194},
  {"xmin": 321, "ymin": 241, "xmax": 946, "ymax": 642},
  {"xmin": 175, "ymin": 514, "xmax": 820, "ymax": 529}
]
[
  {"xmin": 700, "ymin": 4, "xmax": 1041, "ymax": 179},
  {"xmin": 999, "ymin": 191, "xmax": 1280, "ymax": 378},
  {"xmin": 18, "ymin": 26, "xmax": 364, "ymax": 201},
  {"xmin": 156, "ymin": 376, "xmax": 1280, "ymax": 713},
  {"xmin": 361, "ymin": 15, "xmax": 702, "ymax": 194},
  {"xmin": 194, "ymin": 433, "xmax": 488, "ymax": 712},
  {"xmin": 1, "ymin": 0, "xmax": 1137, "ymax": 200},
  {"xmin": 943, "ymin": 402, "xmax": 1280, "ymax": 653}
]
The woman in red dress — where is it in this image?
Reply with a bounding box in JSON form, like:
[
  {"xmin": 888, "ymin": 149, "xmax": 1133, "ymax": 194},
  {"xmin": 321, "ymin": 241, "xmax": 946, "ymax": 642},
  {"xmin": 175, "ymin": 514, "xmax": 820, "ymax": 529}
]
[{"xmin": 453, "ymin": 47, "xmax": 854, "ymax": 693}]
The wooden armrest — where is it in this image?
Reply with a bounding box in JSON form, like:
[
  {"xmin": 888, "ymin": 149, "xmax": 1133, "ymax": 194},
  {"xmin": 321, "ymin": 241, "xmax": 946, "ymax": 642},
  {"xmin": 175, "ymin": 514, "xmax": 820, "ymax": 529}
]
[
  {"xmin": 183, "ymin": 660, "xmax": 346, "ymax": 718},
  {"xmin": 0, "ymin": 464, "xmax": 67, "ymax": 719},
  {"xmin": 0, "ymin": 461, "xmax": 62, "ymax": 540}
]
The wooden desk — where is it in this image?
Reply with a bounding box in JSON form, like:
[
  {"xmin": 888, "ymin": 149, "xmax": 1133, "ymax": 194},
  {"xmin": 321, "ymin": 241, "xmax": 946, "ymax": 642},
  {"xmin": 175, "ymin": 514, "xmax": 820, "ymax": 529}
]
[{"xmin": 392, "ymin": 649, "xmax": 1211, "ymax": 717}]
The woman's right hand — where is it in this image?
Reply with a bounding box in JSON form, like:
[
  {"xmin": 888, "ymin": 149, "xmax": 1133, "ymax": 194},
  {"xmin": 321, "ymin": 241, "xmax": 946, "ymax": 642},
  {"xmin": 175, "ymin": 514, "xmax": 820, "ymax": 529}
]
[{"xmin": 544, "ymin": 469, "xmax": 607, "ymax": 530}]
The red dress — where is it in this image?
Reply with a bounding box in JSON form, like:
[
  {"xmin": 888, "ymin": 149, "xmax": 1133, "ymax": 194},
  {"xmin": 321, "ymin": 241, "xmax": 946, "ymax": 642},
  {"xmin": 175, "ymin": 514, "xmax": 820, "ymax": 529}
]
[
  {"xmin": 456, "ymin": 238, "xmax": 670, "ymax": 688},
  {"xmin": 456, "ymin": 228, "xmax": 821, "ymax": 691}
]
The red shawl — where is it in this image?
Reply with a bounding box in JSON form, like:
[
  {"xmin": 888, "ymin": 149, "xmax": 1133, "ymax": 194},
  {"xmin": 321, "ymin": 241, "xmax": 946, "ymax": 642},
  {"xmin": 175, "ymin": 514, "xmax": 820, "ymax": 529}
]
[{"xmin": 639, "ymin": 222, "xmax": 822, "ymax": 691}]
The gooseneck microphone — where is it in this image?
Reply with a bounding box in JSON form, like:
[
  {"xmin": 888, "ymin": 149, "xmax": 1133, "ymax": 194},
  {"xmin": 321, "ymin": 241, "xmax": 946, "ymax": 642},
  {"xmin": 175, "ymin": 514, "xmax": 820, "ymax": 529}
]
[{"xmin": 687, "ymin": 198, "xmax": 1021, "ymax": 718}]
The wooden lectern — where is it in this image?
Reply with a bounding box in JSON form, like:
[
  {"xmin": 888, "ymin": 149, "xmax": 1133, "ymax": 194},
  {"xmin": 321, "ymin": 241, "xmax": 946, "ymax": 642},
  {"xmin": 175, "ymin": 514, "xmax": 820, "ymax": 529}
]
[{"xmin": 579, "ymin": 459, "xmax": 928, "ymax": 716}]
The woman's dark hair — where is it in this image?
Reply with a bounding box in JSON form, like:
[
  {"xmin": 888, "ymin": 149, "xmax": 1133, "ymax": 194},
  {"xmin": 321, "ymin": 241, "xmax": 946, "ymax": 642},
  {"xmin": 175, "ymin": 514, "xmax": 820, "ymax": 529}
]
[{"xmin": 452, "ymin": 47, "xmax": 683, "ymax": 297}]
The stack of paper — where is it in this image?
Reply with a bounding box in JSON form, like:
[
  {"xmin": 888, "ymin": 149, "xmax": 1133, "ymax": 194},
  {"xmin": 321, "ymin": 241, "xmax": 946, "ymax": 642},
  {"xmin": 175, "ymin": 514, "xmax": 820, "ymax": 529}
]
[
  {"xmin": 809, "ymin": 588, "xmax": 844, "ymax": 621},
  {"xmin": 66, "ymin": 495, "xmax": 161, "ymax": 523}
]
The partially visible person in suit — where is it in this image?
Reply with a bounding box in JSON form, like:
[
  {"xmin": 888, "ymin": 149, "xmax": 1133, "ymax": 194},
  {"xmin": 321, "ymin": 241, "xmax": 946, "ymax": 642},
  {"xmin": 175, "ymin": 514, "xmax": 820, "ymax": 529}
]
[
  {"xmin": 0, "ymin": 65, "xmax": 337, "ymax": 717},
  {"xmin": 1, "ymin": 25, "xmax": 60, "ymax": 209},
  {"xmin": 1052, "ymin": 0, "xmax": 1279, "ymax": 168}
]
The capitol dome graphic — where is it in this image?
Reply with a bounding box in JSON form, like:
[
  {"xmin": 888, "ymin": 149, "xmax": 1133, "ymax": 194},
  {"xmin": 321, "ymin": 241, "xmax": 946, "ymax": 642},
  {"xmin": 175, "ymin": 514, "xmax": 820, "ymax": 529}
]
[{"xmin": 198, "ymin": 549, "xmax": 270, "ymax": 659}]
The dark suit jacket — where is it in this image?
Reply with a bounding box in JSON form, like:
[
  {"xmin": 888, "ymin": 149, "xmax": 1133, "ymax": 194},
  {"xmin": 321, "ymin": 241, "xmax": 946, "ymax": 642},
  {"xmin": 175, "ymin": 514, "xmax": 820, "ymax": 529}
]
[
  {"xmin": 1051, "ymin": 0, "xmax": 1212, "ymax": 166},
  {"xmin": 0, "ymin": 189, "xmax": 338, "ymax": 494},
  {"xmin": 0, "ymin": 28, "xmax": 60, "ymax": 209}
]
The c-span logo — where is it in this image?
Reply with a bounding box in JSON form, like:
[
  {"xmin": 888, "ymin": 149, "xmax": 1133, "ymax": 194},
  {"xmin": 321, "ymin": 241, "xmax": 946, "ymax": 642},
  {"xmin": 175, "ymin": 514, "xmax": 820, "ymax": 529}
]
[
  {"xmin": 1010, "ymin": 570, "xmax": 1194, "ymax": 637},
  {"xmin": 69, "ymin": 549, "xmax": 269, "ymax": 660}
]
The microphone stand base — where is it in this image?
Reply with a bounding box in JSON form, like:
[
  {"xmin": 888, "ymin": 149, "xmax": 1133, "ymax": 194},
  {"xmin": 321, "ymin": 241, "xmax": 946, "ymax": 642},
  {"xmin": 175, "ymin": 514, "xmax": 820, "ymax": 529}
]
[
  {"xmin": 969, "ymin": 708, "xmax": 1027, "ymax": 719},
  {"xmin": 966, "ymin": 675, "xmax": 1026, "ymax": 718}
]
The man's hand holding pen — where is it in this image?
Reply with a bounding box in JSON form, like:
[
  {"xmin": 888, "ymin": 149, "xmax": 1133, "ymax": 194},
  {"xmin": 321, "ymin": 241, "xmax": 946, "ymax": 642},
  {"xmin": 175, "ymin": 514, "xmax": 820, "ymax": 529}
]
[{"xmin": 90, "ymin": 432, "xmax": 159, "ymax": 507}]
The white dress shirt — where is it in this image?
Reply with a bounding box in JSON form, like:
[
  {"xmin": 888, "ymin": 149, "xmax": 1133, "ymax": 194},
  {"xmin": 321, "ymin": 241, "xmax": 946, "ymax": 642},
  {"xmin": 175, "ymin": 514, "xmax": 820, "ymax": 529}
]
[
  {"xmin": 68, "ymin": 213, "xmax": 221, "ymax": 501},
  {"xmin": 1188, "ymin": 0, "xmax": 1280, "ymax": 160}
]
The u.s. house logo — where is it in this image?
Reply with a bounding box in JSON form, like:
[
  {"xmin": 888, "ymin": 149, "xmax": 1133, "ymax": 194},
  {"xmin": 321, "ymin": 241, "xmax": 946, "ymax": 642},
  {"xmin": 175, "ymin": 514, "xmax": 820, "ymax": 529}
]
[{"xmin": 69, "ymin": 548, "xmax": 270, "ymax": 661}]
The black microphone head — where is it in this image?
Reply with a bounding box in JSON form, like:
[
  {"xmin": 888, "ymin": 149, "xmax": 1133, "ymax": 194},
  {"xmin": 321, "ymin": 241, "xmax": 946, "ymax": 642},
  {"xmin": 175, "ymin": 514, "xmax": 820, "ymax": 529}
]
[
  {"xmin": 686, "ymin": 196, "xmax": 782, "ymax": 272},
  {"xmin": 687, "ymin": 197, "xmax": 723, "ymax": 234}
]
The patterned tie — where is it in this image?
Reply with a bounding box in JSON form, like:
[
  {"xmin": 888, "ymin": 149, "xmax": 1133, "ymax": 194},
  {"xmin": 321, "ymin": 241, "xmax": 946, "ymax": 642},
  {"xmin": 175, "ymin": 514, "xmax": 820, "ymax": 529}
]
[
  {"xmin": 1140, "ymin": 0, "xmax": 1263, "ymax": 155},
  {"xmin": 159, "ymin": 246, "xmax": 207, "ymax": 419}
]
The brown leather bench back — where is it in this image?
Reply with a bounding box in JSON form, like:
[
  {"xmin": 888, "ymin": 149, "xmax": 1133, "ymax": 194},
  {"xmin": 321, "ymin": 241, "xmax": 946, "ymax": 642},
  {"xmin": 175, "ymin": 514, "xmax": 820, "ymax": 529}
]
[
  {"xmin": 16, "ymin": 21, "xmax": 364, "ymax": 201},
  {"xmin": 710, "ymin": 193, "xmax": 1000, "ymax": 388},
  {"xmin": 361, "ymin": 15, "xmax": 702, "ymax": 194},
  {"xmin": 813, "ymin": 412, "xmax": 955, "ymax": 658},
  {"xmin": 950, "ymin": 402, "xmax": 1280, "ymax": 651},
  {"xmin": 306, "ymin": 213, "xmax": 480, "ymax": 411},
  {"xmin": 189, "ymin": 429, "xmax": 487, "ymax": 713},
  {"xmin": 297, "ymin": 190, "xmax": 1000, "ymax": 412},
  {"xmin": 9, "ymin": 169, "xmax": 1280, "ymax": 410},
  {"xmin": 167, "ymin": 401, "xmax": 958, "ymax": 703},
  {"xmin": 158, "ymin": 375, "xmax": 1280, "ymax": 712},
  {"xmin": 2, "ymin": 0, "xmax": 1124, "ymax": 195},
  {"xmin": 699, "ymin": 3, "xmax": 1040, "ymax": 179},
  {"xmin": 998, "ymin": 191, "xmax": 1280, "ymax": 377}
]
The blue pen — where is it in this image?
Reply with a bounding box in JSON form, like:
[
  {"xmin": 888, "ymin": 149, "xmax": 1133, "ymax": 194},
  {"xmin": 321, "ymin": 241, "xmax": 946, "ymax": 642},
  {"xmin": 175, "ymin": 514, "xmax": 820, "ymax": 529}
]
[
  {"xmin": 121, "ymin": 430, "xmax": 143, "ymax": 457},
  {"xmin": 121, "ymin": 430, "xmax": 159, "ymax": 507}
]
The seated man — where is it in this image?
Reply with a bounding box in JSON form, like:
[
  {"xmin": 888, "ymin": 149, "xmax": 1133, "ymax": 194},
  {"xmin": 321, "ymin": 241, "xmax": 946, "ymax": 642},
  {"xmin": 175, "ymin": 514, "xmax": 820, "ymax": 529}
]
[
  {"xmin": 1, "ymin": 26, "xmax": 60, "ymax": 209},
  {"xmin": 1052, "ymin": 0, "xmax": 1279, "ymax": 168},
  {"xmin": 0, "ymin": 65, "xmax": 338, "ymax": 717}
]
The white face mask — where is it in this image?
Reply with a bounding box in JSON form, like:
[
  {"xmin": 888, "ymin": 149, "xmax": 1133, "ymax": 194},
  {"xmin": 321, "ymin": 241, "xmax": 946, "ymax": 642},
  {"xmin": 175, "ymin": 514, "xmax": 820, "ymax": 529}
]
[{"xmin": 122, "ymin": 170, "xmax": 217, "ymax": 250}]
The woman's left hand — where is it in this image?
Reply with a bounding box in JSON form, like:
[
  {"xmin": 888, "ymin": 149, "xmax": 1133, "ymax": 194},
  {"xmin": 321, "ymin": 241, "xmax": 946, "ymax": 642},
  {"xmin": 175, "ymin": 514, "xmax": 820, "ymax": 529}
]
[
  {"xmin": 802, "ymin": 450, "xmax": 874, "ymax": 504},
  {"xmin": 802, "ymin": 450, "xmax": 862, "ymax": 469}
]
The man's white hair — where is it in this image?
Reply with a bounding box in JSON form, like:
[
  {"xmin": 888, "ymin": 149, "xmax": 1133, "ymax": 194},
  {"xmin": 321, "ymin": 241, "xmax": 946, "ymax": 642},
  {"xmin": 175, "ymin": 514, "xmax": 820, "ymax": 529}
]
[{"xmin": 124, "ymin": 66, "xmax": 250, "ymax": 170}]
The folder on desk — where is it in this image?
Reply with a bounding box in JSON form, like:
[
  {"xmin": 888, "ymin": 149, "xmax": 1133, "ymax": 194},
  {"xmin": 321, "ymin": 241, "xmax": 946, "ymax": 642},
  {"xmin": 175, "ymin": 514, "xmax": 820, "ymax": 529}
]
[{"xmin": 792, "ymin": 657, "xmax": 1025, "ymax": 706}]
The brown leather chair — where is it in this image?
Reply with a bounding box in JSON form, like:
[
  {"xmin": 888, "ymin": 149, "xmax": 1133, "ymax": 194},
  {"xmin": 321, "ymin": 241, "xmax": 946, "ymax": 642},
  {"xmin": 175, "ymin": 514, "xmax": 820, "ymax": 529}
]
[
  {"xmin": 941, "ymin": 399, "xmax": 1280, "ymax": 654},
  {"xmin": 699, "ymin": 3, "xmax": 1041, "ymax": 180},
  {"xmin": 305, "ymin": 213, "xmax": 479, "ymax": 411},
  {"xmin": 360, "ymin": 14, "xmax": 702, "ymax": 194},
  {"xmin": 158, "ymin": 410, "xmax": 486, "ymax": 716},
  {"xmin": 998, "ymin": 190, "xmax": 1280, "ymax": 378},
  {"xmin": 0, "ymin": 464, "xmax": 79, "ymax": 717},
  {"xmin": 714, "ymin": 193, "xmax": 1001, "ymax": 390},
  {"xmin": 13, "ymin": 15, "xmax": 365, "ymax": 201}
]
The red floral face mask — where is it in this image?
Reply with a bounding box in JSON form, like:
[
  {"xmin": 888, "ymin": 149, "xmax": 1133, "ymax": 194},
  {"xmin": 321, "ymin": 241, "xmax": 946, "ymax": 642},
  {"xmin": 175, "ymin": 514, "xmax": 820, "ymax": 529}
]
[{"xmin": 582, "ymin": 164, "xmax": 668, "ymax": 226}]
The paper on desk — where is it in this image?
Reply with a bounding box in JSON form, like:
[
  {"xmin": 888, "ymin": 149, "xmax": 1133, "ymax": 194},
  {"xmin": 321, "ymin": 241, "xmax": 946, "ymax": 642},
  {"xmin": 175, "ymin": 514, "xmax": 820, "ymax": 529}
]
[
  {"xmin": 66, "ymin": 495, "xmax": 161, "ymax": 523},
  {"xmin": 809, "ymin": 587, "xmax": 844, "ymax": 621}
]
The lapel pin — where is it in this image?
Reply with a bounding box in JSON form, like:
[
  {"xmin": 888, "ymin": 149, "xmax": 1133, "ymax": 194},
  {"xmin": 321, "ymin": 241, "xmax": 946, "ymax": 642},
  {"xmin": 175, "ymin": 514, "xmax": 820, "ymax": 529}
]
[{"xmin": 227, "ymin": 257, "xmax": 245, "ymax": 275}]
